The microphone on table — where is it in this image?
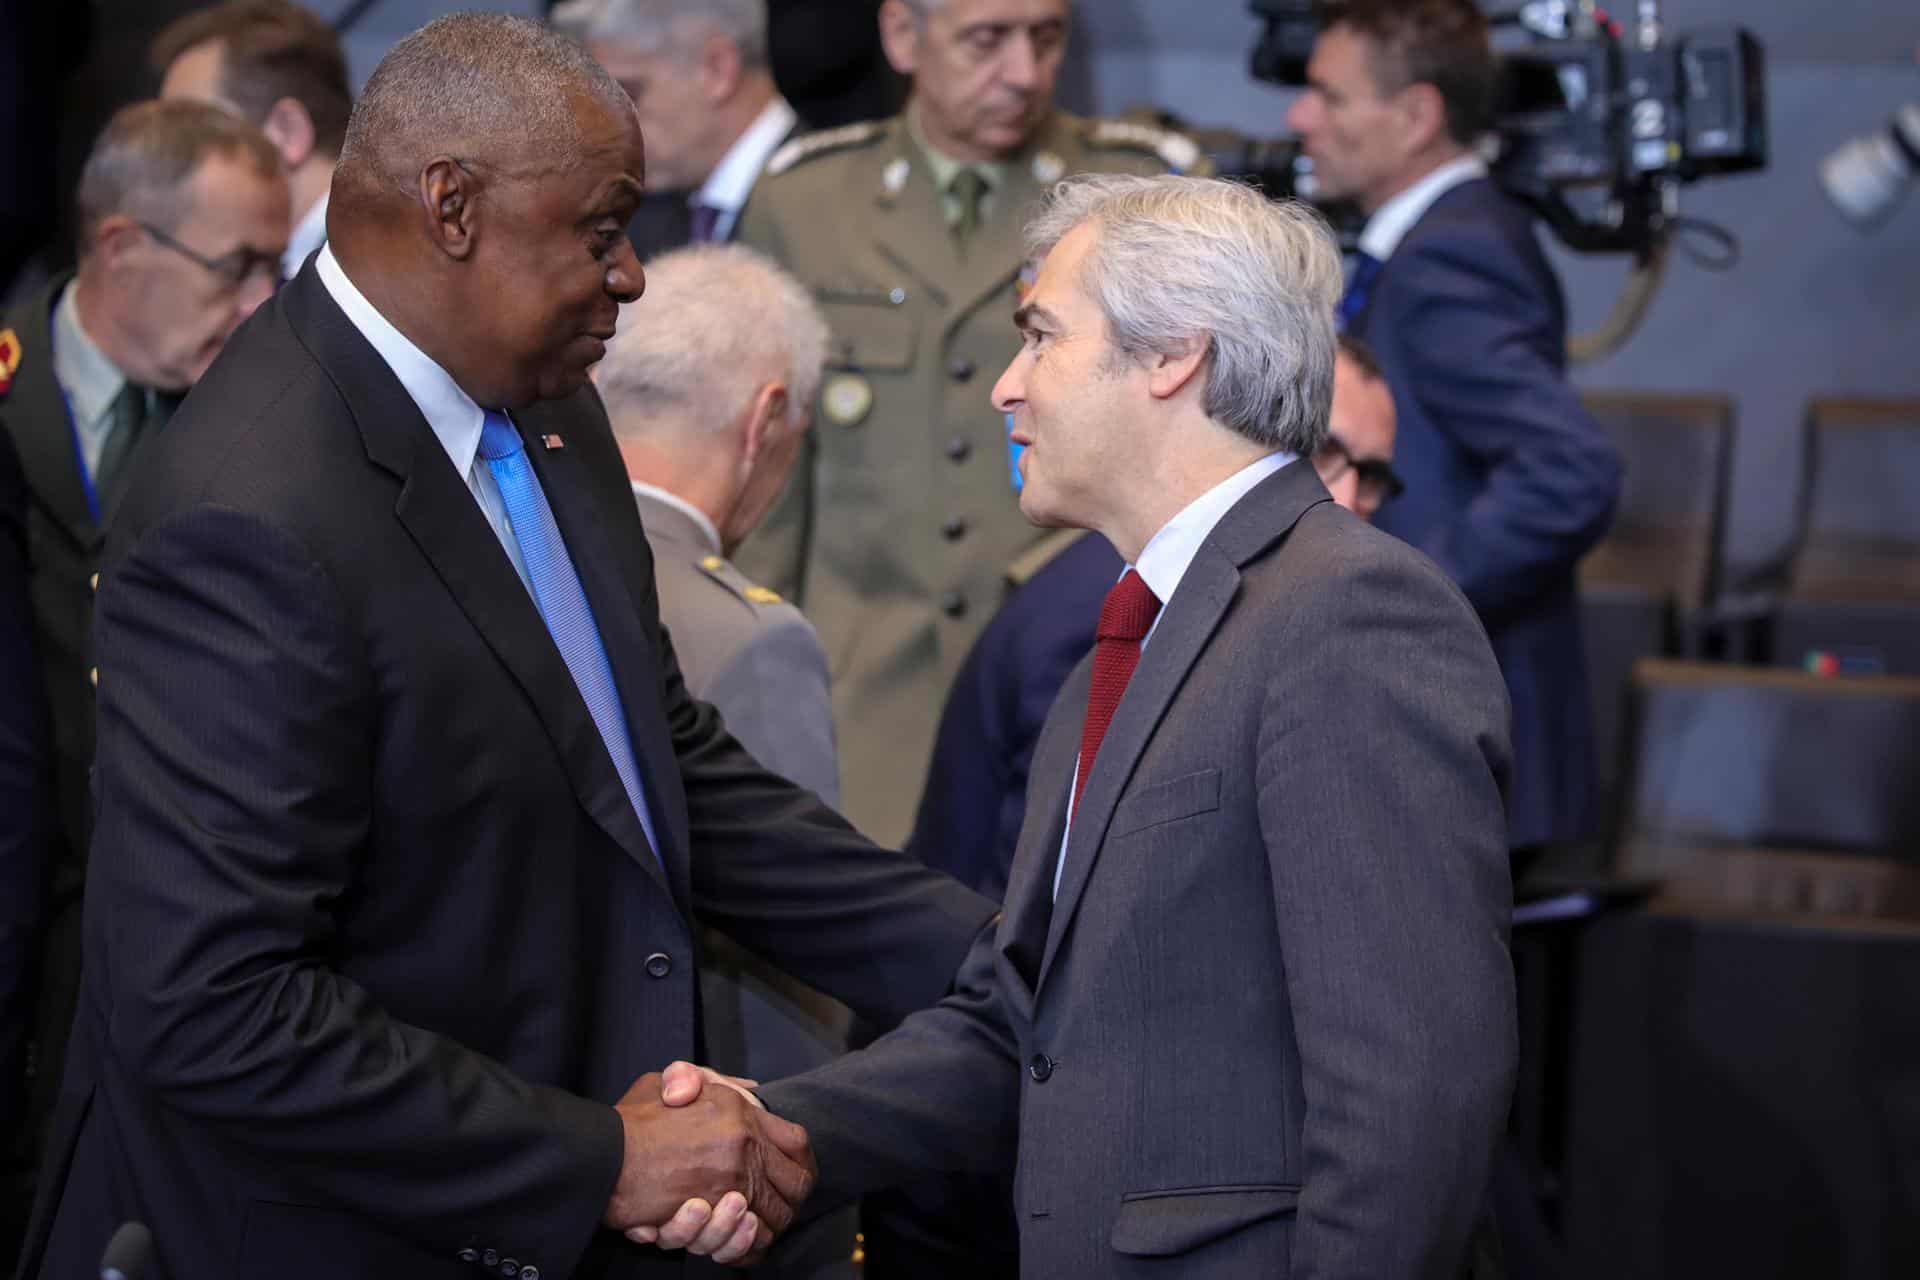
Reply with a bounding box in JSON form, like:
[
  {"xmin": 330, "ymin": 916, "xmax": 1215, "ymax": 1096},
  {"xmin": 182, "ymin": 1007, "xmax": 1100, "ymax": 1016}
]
[{"xmin": 99, "ymin": 1222, "xmax": 153, "ymax": 1280}]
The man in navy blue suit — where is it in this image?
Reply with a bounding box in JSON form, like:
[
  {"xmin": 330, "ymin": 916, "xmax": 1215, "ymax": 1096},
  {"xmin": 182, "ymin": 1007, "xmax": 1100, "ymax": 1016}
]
[{"xmin": 1288, "ymin": 0, "xmax": 1621, "ymax": 861}]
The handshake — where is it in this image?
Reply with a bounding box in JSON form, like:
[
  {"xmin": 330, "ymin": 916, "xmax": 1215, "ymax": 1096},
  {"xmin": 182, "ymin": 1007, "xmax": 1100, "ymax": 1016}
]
[{"xmin": 603, "ymin": 1061, "xmax": 816, "ymax": 1266}]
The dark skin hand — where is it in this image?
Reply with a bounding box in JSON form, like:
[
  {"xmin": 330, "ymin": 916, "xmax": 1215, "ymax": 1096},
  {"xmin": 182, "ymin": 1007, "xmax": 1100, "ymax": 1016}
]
[{"xmin": 605, "ymin": 1071, "xmax": 817, "ymax": 1265}]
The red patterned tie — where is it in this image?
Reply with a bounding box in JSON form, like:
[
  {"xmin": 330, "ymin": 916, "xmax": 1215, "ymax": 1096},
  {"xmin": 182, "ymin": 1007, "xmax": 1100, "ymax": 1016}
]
[{"xmin": 1074, "ymin": 569, "xmax": 1163, "ymax": 815}]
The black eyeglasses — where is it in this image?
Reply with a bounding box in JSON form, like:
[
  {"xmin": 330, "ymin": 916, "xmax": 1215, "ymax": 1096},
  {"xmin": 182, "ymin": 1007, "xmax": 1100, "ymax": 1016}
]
[
  {"xmin": 1315, "ymin": 434, "xmax": 1405, "ymax": 505},
  {"xmin": 138, "ymin": 221, "xmax": 282, "ymax": 290}
]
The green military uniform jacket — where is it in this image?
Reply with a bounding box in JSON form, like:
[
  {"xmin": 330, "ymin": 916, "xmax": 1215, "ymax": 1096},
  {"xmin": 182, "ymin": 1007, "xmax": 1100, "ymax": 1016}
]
[{"xmin": 734, "ymin": 109, "xmax": 1206, "ymax": 844}]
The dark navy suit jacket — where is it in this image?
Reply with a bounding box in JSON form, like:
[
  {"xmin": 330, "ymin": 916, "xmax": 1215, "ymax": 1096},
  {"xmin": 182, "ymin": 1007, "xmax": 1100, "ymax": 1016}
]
[
  {"xmin": 1353, "ymin": 177, "xmax": 1621, "ymax": 850},
  {"xmin": 908, "ymin": 532, "xmax": 1122, "ymax": 899},
  {"xmin": 0, "ymin": 423, "xmax": 52, "ymax": 1151}
]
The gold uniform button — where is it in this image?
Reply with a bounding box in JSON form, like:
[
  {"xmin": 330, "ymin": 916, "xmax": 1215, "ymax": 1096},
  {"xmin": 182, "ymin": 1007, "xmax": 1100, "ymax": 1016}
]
[
  {"xmin": 90, "ymin": 573, "xmax": 100, "ymax": 591},
  {"xmin": 90, "ymin": 667, "xmax": 99, "ymax": 686},
  {"xmin": 699, "ymin": 555, "xmax": 725, "ymax": 571}
]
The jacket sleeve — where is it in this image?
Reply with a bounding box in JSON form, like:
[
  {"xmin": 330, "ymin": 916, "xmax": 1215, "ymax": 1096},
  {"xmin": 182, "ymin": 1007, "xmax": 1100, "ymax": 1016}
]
[
  {"xmin": 705, "ymin": 610, "xmax": 841, "ymax": 809},
  {"xmin": 1258, "ymin": 540, "xmax": 1517, "ymax": 1279},
  {"xmin": 1392, "ymin": 229, "xmax": 1623, "ymax": 619},
  {"xmin": 90, "ymin": 506, "xmax": 622, "ymax": 1278}
]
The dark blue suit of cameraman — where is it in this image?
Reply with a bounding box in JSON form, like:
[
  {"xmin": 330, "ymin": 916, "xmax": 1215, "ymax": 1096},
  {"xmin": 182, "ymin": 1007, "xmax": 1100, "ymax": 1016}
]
[{"xmin": 1350, "ymin": 175, "xmax": 1620, "ymax": 851}]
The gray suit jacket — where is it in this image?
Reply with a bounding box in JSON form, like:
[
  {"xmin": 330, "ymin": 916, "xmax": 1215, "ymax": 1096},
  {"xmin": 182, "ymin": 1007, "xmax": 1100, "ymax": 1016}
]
[{"xmin": 760, "ymin": 461, "xmax": 1517, "ymax": 1278}]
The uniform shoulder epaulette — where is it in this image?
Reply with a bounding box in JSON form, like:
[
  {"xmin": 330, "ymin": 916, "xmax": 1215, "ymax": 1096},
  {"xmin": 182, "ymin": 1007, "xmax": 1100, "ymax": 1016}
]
[
  {"xmin": 696, "ymin": 553, "xmax": 784, "ymax": 608},
  {"xmin": 1005, "ymin": 528, "xmax": 1090, "ymax": 592},
  {"xmin": 1084, "ymin": 118, "xmax": 1206, "ymax": 175},
  {"xmin": 764, "ymin": 121, "xmax": 885, "ymax": 178}
]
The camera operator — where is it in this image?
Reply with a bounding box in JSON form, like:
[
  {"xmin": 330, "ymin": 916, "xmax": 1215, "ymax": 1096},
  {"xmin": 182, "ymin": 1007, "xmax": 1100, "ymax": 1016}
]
[{"xmin": 1287, "ymin": 0, "xmax": 1622, "ymax": 865}]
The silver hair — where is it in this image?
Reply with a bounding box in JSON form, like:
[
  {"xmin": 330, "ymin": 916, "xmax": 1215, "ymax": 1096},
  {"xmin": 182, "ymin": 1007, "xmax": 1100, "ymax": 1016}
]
[
  {"xmin": 1023, "ymin": 173, "xmax": 1342, "ymax": 455},
  {"xmin": 76, "ymin": 99, "xmax": 282, "ymax": 254},
  {"xmin": 552, "ymin": 0, "xmax": 769, "ymax": 67},
  {"xmin": 337, "ymin": 12, "xmax": 631, "ymax": 193},
  {"xmin": 597, "ymin": 244, "xmax": 828, "ymax": 438}
]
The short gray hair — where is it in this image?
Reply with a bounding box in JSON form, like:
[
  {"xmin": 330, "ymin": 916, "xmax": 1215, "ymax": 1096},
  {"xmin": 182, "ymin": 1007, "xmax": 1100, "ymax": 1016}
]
[
  {"xmin": 76, "ymin": 98, "xmax": 283, "ymax": 255},
  {"xmin": 338, "ymin": 12, "xmax": 632, "ymax": 193},
  {"xmin": 597, "ymin": 244, "xmax": 828, "ymax": 437},
  {"xmin": 1024, "ymin": 173, "xmax": 1342, "ymax": 455},
  {"xmin": 553, "ymin": 0, "xmax": 769, "ymax": 67}
]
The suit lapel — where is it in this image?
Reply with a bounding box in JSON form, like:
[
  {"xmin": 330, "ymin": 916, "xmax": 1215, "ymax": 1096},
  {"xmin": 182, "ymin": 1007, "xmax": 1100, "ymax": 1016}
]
[
  {"xmin": 518, "ymin": 404, "xmax": 693, "ymax": 914},
  {"xmin": 3, "ymin": 277, "xmax": 101, "ymax": 550},
  {"xmin": 1034, "ymin": 462, "xmax": 1338, "ymax": 992},
  {"xmin": 1037, "ymin": 552, "xmax": 1240, "ymax": 990},
  {"xmin": 996, "ymin": 662, "xmax": 1086, "ymax": 1012},
  {"xmin": 281, "ymin": 269, "xmax": 675, "ymax": 900}
]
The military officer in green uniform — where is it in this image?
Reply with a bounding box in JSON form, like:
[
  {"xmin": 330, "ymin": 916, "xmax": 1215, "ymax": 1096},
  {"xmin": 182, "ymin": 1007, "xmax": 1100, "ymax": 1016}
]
[{"xmin": 734, "ymin": 0, "xmax": 1207, "ymax": 845}]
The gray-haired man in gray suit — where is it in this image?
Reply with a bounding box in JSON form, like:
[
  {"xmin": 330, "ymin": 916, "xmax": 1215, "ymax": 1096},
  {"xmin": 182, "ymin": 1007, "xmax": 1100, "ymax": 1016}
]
[
  {"xmin": 594, "ymin": 242, "xmax": 854, "ymax": 1279},
  {"xmin": 649, "ymin": 175, "xmax": 1516, "ymax": 1277}
]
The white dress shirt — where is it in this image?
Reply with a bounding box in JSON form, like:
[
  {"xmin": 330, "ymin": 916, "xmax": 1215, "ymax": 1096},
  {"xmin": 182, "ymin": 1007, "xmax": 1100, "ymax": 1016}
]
[
  {"xmin": 1054, "ymin": 449, "xmax": 1297, "ymax": 897},
  {"xmin": 693, "ymin": 96, "xmax": 797, "ymax": 243},
  {"xmin": 50, "ymin": 281, "xmax": 128, "ymax": 485},
  {"xmin": 1357, "ymin": 153, "xmax": 1488, "ymax": 263},
  {"xmin": 314, "ymin": 243, "xmax": 533, "ymax": 595},
  {"xmin": 284, "ymin": 190, "xmax": 330, "ymax": 281}
]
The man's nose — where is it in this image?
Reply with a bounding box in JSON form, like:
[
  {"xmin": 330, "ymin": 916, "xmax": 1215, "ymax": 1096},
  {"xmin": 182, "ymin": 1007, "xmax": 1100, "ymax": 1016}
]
[
  {"xmin": 991, "ymin": 355, "xmax": 1025, "ymax": 413},
  {"xmin": 606, "ymin": 239, "xmax": 645, "ymax": 304},
  {"xmin": 999, "ymin": 33, "xmax": 1042, "ymax": 92},
  {"xmin": 1285, "ymin": 93, "xmax": 1317, "ymax": 136},
  {"xmin": 235, "ymin": 271, "xmax": 275, "ymax": 320}
]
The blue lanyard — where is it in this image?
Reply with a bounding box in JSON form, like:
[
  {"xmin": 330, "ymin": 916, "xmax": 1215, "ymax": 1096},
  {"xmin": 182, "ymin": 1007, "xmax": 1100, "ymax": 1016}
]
[{"xmin": 48, "ymin": 314, "xmax": 105, "ymax": 525}]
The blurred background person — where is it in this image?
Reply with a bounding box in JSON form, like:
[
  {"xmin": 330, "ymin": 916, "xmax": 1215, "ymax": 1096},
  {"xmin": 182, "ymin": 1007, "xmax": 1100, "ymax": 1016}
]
[
  {"xmin": 0, "ymin": 98, "xmax": 285, "ymax": 1241},
  {"xmin": 152, "ymin": 0, "xmax": 353, "ymax": 281},
  {"xmin": 1287, "ymin": 0, "xmax": 1621, "ymax": 868},
  {"xmin": 593, "ymin": 240, "xmax": 852, "ymax": 1279},
  {"xmin": 0, "ymin": 423, "xmax": 54, "ymax": 1271},
  {"xmin": 734, "ymin": 0, "xmax": 1209, "ymax": 850},
  {"xmin": 556, "ymin": 0, "xmax": 800, "ymax": 260}
]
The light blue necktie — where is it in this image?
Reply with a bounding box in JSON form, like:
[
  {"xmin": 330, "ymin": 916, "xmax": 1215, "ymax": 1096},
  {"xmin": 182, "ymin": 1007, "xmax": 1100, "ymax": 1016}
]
[{"xmin": 478, "ymin": 411, "xmax": 662, "ymax": 867}]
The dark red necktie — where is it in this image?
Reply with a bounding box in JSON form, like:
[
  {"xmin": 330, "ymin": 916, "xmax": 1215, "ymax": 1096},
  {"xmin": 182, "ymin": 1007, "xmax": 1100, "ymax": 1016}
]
[{"xmin": 1074, "ymin": 570, "xmax": 1162, "ymax": 815}]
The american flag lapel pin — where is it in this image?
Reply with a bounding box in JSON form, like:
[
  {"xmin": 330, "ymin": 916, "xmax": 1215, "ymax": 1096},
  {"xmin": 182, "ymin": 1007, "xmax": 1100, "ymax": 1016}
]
[{"xmin": 541, "ymin": 434, "xmax": 565, "ymax": 451}]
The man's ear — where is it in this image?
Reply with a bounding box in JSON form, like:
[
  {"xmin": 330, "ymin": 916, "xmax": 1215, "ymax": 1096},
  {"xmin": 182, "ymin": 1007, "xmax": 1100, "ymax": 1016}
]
[
  {"xmin": 259, "ymin": 97, "xmax": 317, "ymax": 170},
  {"xmin": 1398, "ymin": 81, "xmax": 1451, "ymax": 158},
  {"xmin": 88, "ymin": 214, "xmax": 145, "ymax": 269},
  {"xmin": 419, "ymin": 157, "xmax": 479, "ymax": 261},
  {"xmin": 699, "ymin": 32, "xmax": 745, "ymax": 104},
  {"xmin": 1145, "ymin": 339, "xmax": 1209, "ymax": 402},
  {"xmin": 877, "ymin": 0, "xmax": 923, "ymax": 77},
  {"xmin": 741, "ymin": 381, "xmax": 790, "ymax": 467}
]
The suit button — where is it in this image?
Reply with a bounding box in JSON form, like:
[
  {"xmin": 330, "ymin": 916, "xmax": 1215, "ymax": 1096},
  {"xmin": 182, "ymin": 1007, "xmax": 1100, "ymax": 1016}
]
[
  {"xmin": 645, "ymin": 952, "xmax": 672, "ymax": 979},
  {"xmin": 500, "ymin": 1260, "xmax": 520, "ymax": 1277},
  {"xmin": 945, "ymin": 436, "xmax": 971, "ymax": 463},
  {"xmin": 1028, "ymin": 1053, "xmax": 1054, "ymax": 1083},
  {"xmin": 940, "ymin": 591, "xmax": 967, "ymax": 619},
  {"xmin": 520, "ymin": 1269, "xmax": 540, "ymax": 1280},
  {"xmin": 482, "ymin": 1249, "xmax": 499, "ymax": 1267},
  {"xmin": 941, "ymin": 516, "xmax": 968, "ymax": 541},
  {"xmin": 90, "ymin": 667, "xmax": 98, "ymax": 686},
  {"xmin": 90, "ymin": 572, "xmax": 99, "ymax": 591},
  {"xmin": 458, "ymin": 1248, "xmax": 479, "ymax": 1263},
  {"xmin": 948, "ymin": 358, "xmax": 976, "ymax": 383}
]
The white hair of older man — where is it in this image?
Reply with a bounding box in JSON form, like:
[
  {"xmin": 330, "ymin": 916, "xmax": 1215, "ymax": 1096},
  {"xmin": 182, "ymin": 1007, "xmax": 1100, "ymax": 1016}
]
[
  {"xmin": 1023, "ymin": 173, "xmax": 1342, "ymax": 457},
  {"xmin": 552, "ymin": 0, "xmax": 769, "ymax": 67},
  {"xmin": 339, "ymin": 12, "xmax": 630, "ymax": 193},
  {"xmin": 597, "ymin": 244, "xmax": 828, "ymax": 441}
]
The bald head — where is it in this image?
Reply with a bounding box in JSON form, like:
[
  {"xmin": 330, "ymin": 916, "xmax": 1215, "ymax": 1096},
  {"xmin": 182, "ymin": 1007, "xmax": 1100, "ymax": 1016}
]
[
  {"xmin": 326, "ymin": 12, "xmax": 647, "ymax": 410},
  {"xmin": 335, "ymin": 12, "xmax": 637, "ymax": 205}
]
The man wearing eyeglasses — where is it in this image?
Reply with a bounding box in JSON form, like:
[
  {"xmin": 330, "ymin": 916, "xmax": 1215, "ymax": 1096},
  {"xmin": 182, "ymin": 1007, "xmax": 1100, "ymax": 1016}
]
[{"xmin": 0, "ymin": 98, "xmax": 285, "ymax": 1258}]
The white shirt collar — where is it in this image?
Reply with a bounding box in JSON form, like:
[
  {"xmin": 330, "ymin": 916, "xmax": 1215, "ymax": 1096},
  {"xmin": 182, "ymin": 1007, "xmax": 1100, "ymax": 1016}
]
[
  {"xmin": 695, "ymin": 96, "xmax": 797, "ymax": 225},
  {"xmin": 1131, "ymin": 450, "xmax": 1295, "ymax": 639},
  {"xmin": 51, "ymin": 279, "xmax": 127, "ymax": 435},
  {"xmin": 1358, "ymin": 153, "xmax": 1487, "ymax": 262},
  {"xmin": 315, "ymin": 242, "xmax": 486, "ymax": 481},
  {"xmin": 284, "ymin": 190, "xmax": 330, "ymax": 281},
  {"xmin": 630, "ymin": 479, "xmax": 723, "ymax": 555}
]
